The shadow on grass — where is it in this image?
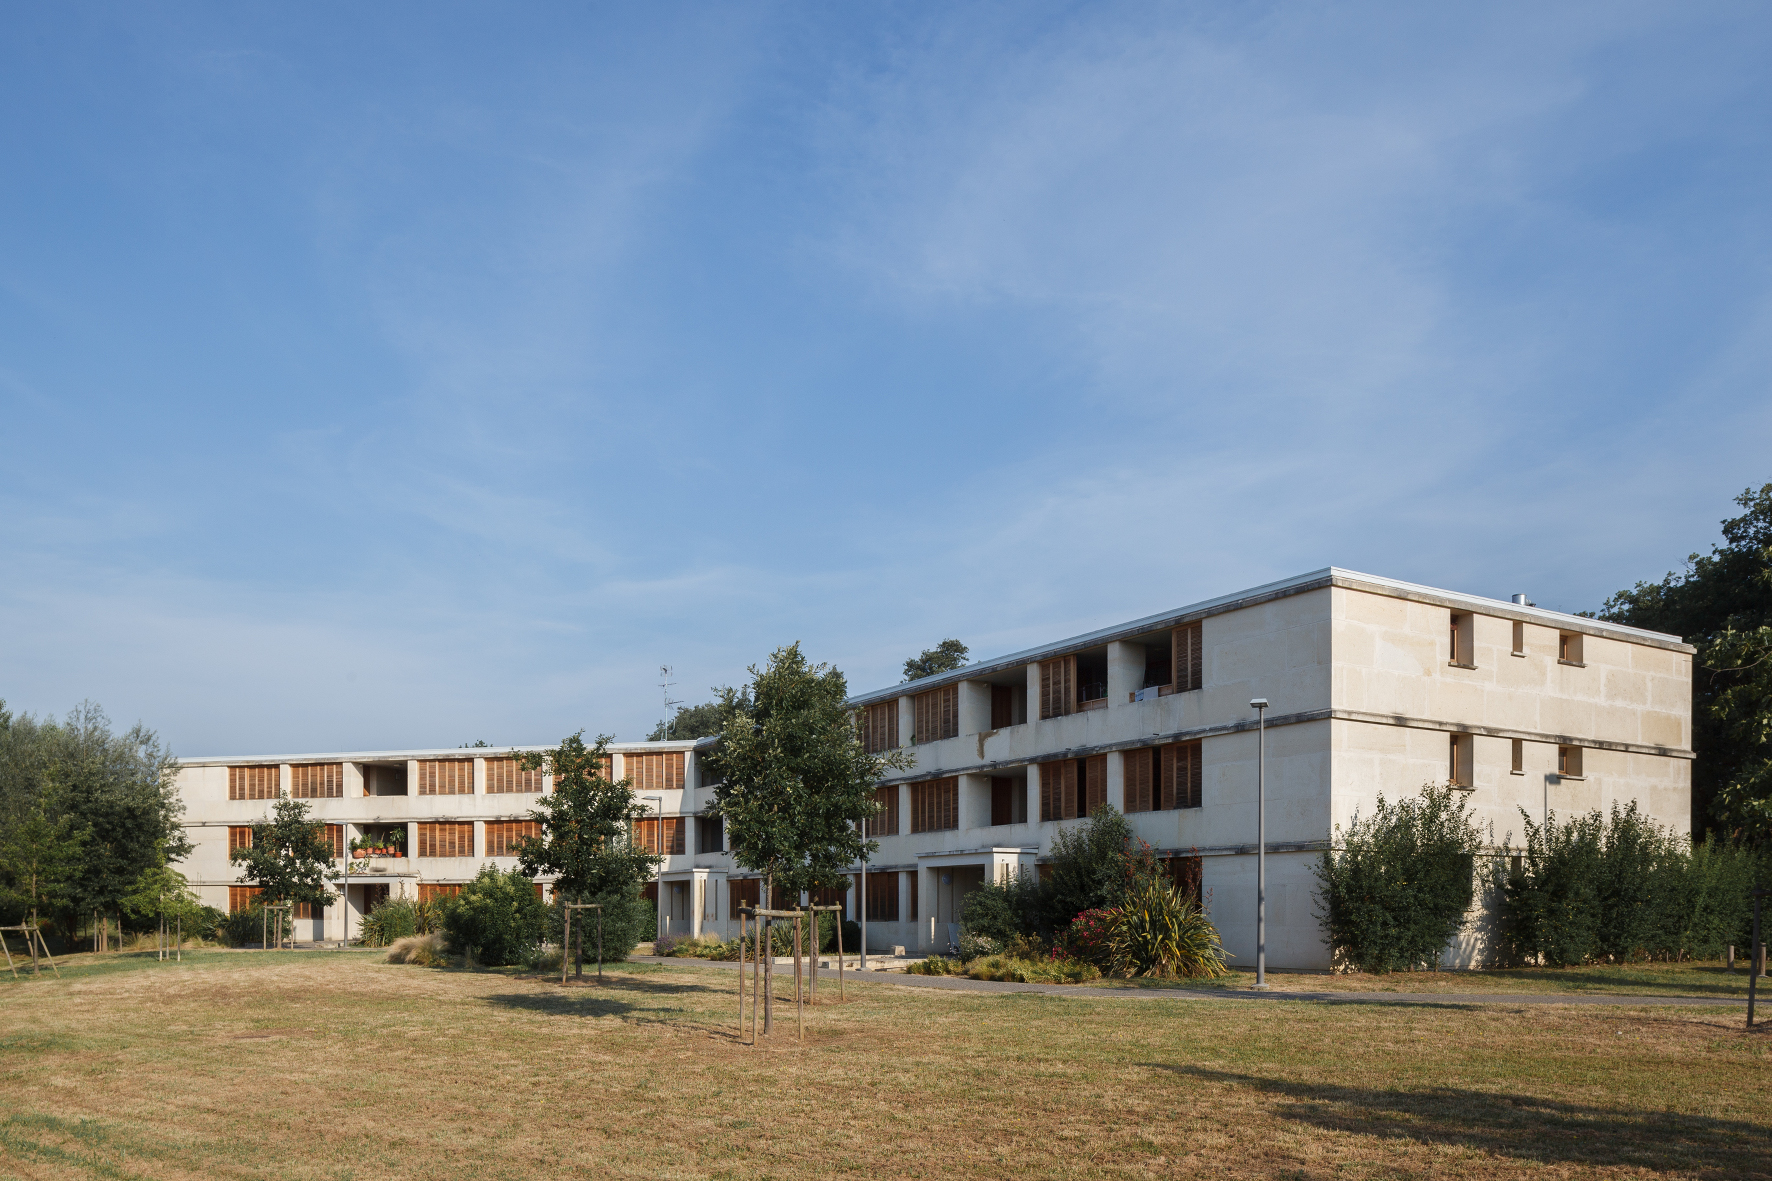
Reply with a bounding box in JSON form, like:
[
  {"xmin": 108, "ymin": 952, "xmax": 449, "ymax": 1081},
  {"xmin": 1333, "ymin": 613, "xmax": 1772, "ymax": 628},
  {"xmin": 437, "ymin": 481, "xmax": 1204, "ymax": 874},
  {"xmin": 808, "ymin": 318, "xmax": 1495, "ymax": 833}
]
[
  {"xmin": 1141, "ymin": 1066, "xmax": 1772, "ymax": 1175},
  {"xmin": 482, "ymin": 992, "xmax": 639, "ymax": 1019}
]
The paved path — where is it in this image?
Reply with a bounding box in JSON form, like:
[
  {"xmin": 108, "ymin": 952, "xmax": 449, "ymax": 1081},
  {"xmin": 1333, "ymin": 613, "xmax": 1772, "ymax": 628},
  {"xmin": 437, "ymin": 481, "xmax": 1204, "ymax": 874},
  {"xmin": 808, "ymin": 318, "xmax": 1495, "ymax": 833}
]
[{"xmin": 630, "ymin": 956, "xmax": 1749, "ymax": 1008}]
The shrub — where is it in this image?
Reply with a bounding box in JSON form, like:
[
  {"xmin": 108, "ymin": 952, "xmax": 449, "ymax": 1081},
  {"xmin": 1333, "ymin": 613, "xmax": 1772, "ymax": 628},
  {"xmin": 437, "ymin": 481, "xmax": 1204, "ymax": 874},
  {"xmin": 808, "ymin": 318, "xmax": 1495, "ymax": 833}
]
[
  {"xmin": 1040, "ymin": 806, "xmax": 1145, "ymax": 933},
  {"xmin": 1106, "ymin": 876, "xmax": 1230, "ymax": 978},
  {"xmin": 962, "ymin": 953, "xmax": 1101, "ymax": 984},
  {"xmin": 957, "ymin": 930, "xmax": 1002, "ymax": 961},
  {"xmin": 1063, "ymin": 908, "xmax": 1118, "ymax": 968},
  {"xmin": 545, "ymin": 888, "xmax": 653, "ymax": 963},
  {"xmin": 217, "ymin": 904, "xmax": 291, "ymax": 948},
  {"xmin": 1313, "ymin": 783, "xmax": 1485, "ymax": 973},
  {"xmin": 905, "ymin": 955, "xmax": 961, "ymax": 975},
  {"xmin": 386, "ymin": 933, "xmax": 451, "ymax": 966},
  {"xmin": 444, "ymin": 866, "xmax": 548, "ymax": 966},
  {"xmin": 360, "ymin": 898, "xmax": 420, "ymax": 947},
  {"xmin": 1500, "ymin": 804, "xmax": 1764, "ymax": 964},
  {"xmin": 961, "ymin": 871, "xmax": 1043, "ymax": 944},
  {"xmin": 839, "ymin": 919, "xmax": 861, "ymax": 953}
]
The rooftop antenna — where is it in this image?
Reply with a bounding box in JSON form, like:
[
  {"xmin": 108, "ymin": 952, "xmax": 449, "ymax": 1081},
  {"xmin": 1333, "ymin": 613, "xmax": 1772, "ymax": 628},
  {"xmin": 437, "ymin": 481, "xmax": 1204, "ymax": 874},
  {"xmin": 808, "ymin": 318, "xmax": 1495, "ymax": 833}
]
[{"xmin": 659, "ymin": 665, "xmax": 683, "ymax": 740}]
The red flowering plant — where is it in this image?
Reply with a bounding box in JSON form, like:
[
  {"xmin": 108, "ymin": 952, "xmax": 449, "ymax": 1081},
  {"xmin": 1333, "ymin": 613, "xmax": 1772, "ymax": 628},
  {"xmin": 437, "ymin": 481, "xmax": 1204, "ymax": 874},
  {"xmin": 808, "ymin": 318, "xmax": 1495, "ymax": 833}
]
[{"xmin": 1064, "ymin": 907, "xmax": 1118, "ymax": 967}]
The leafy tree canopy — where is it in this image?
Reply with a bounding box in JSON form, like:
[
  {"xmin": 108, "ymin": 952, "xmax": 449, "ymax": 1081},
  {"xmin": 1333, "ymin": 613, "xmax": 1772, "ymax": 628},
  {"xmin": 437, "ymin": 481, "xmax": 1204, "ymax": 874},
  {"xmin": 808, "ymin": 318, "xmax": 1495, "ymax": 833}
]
[
  {"xmin": 0, "ymin": 701, "xmax": 189, "ymax": 931},
  {"xmin": 904, "ymin": 639, "xmax": 970, "ymax": 682},
  {"xmin": 1599, "ymin": 483, "xmax": 1772, "ymax": 839},
  {"xmin": 515, "ymin": 732, "xmax": 660, "ymax": 900},
  {"xmin": 708, "ymin": 643, "xmax": 910, "ymax": 902},
  {"xmin": 230, "ymin": 795, "xmax": 340, "ymax": 907},
  {"xmin": 647, "ymin": 693, "xmax": 746, "ymax": 742}
]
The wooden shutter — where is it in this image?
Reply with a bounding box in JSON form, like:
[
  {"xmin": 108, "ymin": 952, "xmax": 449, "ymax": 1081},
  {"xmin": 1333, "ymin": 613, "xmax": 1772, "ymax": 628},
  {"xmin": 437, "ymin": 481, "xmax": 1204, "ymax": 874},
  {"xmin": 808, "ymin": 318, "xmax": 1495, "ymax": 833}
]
[
  {"xmin": 417, "ymin": 759, "xmax": 474, "ymax": 796},
  {"xmin": 325, "ymin": 825, "xmax": 344, "ymax": 859},
  {"xmin": 228, "ymin": 826, "xmax": 253, "ymax": 853},
  {"xmin": 864, "ymin": 702, "xmax": 899, "ymax": 753},
  {"xmin": 1161, "ymin": 742, "xmax": 1202, "ymax": 809},
  {"xmin": 664, "ymin": 817, "xmax": 685, "ymax": 855},
  {"xmin": 418, "ymin": 884, "xmax": 462, "ymax": 903},
  {"xmin": 485, "ymin": 820, "xmax": 540, "ymax": 857},
  {"xmin": 291, "ymin": 763, "xmax": 343, "ymax": 799},
  {"xmin": 862, "ymin": 871, "xmax": 899, "ymax": 921},
  {"xmin": 1123, "ymin": 750, "xmax": 1154, "ymax": 813},
  {"xmin": 418, "ymin": 822, "xmax": 474, "ymax": 857},
  {"xmin": 912, "ymin": 686, "xmax": 959, "ymax": 744},
  {"xmin": 1039, "ymin": 657, "xmax": 1075, "ymax": 719},
  {"xmin": 1040, "ymin": 760, "xmax": 1077, "ymax": 821},
  {"xmin": 1084, "ymin": 755, "xmax": 1107, "ymax": 815},
  {"xmin": 865, "ymin": 785, "xmax": 898, "ymax": 837},
  {"xmin": 485, "ymin": 757, "xmax": 546, "ymax": 794},
  {"xmin": 1173, "ymin": 623, "xmax": 1203, "ymax": 692},
  {"xmin": 228, "ymin": 885, "xmax": 262, "ymax": 913},
  {"xmin": 228, "ymin": 765, "xmax": 280, "ymax": 801},
  {"xmin": 728, "ymin": 877, "xmax": 761, "ymax": 919},
  {"xmin": 627, "ymin": 752, "xmax": 686, "ymax": 792},
  {"xmin": 910, "ymin": 778, "xmax": 958, "ymax": 833}
]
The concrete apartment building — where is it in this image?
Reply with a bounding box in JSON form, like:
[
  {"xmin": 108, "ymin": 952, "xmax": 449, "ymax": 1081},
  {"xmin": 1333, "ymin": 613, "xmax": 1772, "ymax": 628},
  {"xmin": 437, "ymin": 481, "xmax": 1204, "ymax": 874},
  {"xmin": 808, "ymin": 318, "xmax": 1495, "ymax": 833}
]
[{"xmin": 173, "ymin": 567, "xmax": 1693, "ymax": 968}]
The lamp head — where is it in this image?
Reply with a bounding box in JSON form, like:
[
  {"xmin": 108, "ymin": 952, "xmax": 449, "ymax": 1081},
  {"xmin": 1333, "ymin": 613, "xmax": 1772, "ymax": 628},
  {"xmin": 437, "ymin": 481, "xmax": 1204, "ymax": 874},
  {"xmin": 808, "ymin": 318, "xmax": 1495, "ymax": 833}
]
[{"xmin": 1249, "ymin": 698, "xmax": 1269, "ymax": 709}]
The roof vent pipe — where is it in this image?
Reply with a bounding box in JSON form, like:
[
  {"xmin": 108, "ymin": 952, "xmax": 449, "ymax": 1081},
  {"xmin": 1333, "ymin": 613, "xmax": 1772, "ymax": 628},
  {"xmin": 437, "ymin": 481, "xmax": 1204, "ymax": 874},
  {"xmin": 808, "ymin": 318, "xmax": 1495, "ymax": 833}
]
[{"xmin": 1511, "ymin": 593, "xmax": 1532, "ymax": 606}]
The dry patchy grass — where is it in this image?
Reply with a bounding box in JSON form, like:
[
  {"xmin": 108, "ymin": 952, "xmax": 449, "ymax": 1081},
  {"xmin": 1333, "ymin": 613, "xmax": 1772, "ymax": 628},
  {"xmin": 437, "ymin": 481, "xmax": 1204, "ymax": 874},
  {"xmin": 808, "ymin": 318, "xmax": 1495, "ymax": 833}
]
[
  {"xmin": 2, "ymin": 949, "xmax": 1769, "ymax": 1180},
  {"xmin": 1103, "ymin": 959, "xmax": 1761, "ymax": 998}
]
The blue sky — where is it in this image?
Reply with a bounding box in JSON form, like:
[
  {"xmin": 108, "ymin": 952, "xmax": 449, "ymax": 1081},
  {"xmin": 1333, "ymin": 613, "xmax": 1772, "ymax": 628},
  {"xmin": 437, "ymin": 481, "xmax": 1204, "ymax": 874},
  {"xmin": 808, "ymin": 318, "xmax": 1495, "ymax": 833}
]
[{"xmin": 2, "ymin": 3, "xmax": 1769, "ymax": 755}]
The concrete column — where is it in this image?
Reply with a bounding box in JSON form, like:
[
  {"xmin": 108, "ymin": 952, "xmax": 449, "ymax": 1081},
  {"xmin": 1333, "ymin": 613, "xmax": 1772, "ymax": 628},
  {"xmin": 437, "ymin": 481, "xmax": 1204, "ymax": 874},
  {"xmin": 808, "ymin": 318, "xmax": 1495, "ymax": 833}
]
[
  {"xmin": 279, "ymin": 763, "xmax": 292, "ymax": 795},
  {"xmin": 896, "ymin": 695, "xmax": 915, "ymax": 748},
  {"xmin": 473, "ymin": 820, "xmax": 485, "ymax": 860},
  {"xmin": 407, "ymin": 821, "xmax": 419, "ymax": 869},
  {"xmin": 473, "ymin": 757, "xmax": 486, "ymax": 794},
  {"xmin": 898, "ymin": 783, "xmax": 912, "ymax": 836},
  {"xmin": 406, "ymin": 759, "xmax": 419, "ymax": 798},
  {"xmin": 958, "ymin": 680, "xmax": 992, "ymax": 735},
  {"xmin": 1026, "ymin": 663, "xmax": 1043, "ymax": 722},
  {"xmin": 691, "ymin": 871, "xmax": 705, "ymax": 939},
  {"xmin": 1027, "ymin": 762, "xmax": 1043, "ymax": 827},
  {"xmin": 898, "ymin": 871, "xmax": 914, "ymax": 950},
  {"xmin": 958, "ymin": 773, "xmax": 991, "ymax": 830},
  {"xmin": 918, "ymin": 864, "xmax": 939, "ymax": 952},
  {"xmin": 1108, "ymin": 751, "xmax": 1127, "ymax": 813},
  {"xmin": 343, "ymin": 762, "xmax": 364, "ymax": 797},
  {"xmin": 1107, "ymin": 641, "xmax": 1146, "ymax": 706}
]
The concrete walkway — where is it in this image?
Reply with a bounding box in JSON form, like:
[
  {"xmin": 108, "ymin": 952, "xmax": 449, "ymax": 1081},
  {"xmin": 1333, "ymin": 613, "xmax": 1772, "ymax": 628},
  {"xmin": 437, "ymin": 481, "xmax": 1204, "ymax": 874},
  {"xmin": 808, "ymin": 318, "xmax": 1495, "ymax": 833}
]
[{"xmin": 630, "ymin": 956, "xmax": 1750, "ymax": 1008}]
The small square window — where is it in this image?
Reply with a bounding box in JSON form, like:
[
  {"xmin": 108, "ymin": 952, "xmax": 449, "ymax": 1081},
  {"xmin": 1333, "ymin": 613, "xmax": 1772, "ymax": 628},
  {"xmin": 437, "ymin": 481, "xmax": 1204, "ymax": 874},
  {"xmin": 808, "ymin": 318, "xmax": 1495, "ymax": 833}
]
[
  {"xmin": 1511, "ymin": 738, "xmax": 1524, "ymax": 774},
  {"xmin": 1557, "ymin": 745, "xmax": 1583, "ymax": 778},
  {"xmin": 1448, "ymin": 733, "xmax": 1473, "ymax": 788},
  {"xmin": 1449, "ymin": 613, "xmax": 1475, "ymax": 667},
  {"xmin": 1558, "ymin": 632, "xmax": 1584, "ymax": 665}
]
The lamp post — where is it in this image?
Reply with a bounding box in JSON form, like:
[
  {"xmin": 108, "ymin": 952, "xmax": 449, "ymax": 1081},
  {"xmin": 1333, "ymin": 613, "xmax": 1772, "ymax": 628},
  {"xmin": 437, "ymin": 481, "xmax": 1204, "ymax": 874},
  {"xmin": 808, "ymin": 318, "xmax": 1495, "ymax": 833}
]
[
  {"xmin": 643, "ymin": 795, "xmax": 664, "ymax": 941},
  {"xmin": 1250, "ymin": 697, "xmax": 1269, "ymax": 990},
  {"xmin": 857, "ymin": 819, "xmax": 868, "ymax": 972}
]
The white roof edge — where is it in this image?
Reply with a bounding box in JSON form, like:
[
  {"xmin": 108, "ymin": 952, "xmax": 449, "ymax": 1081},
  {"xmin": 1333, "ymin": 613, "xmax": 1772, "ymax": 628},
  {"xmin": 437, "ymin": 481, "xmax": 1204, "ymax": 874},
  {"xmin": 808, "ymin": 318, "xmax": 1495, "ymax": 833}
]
[
  {"xmin": 846, "ymin": 566, "xmax": 1690, "ymax": 706},
  {"xmin": 177, "ymin": 736, "xmax": 717, "ymax": 768}
]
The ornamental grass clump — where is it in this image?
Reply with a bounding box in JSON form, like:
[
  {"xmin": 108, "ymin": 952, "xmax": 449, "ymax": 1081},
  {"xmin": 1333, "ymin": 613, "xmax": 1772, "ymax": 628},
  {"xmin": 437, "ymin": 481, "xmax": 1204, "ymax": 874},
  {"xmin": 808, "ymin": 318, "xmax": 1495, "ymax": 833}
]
[
  {"xmin": 905, "ymin": 955, "xmax": 961, "ymax": 975},
  {"xmin": 962, "ymin": 954, "xmax": 1100, "ymax": 984},
  {"xmin": 1106, "ymin": 876, "xmax": 1229, "ymax": 978}
]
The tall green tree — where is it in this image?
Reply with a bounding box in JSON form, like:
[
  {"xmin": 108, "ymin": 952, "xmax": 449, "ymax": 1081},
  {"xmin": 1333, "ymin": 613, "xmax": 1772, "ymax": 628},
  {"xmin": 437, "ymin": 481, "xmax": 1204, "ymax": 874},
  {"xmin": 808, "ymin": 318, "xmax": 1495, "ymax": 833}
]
[
  {"xmin": 904, "ymin": 639, "xmax": 970, "ymax": 681},
  {"xmin": 647, "ymin": 694, "xmax": 743, "ymax": 741},
  {"xmin": 230, "ymin": 796, "xmax": 340, "ymax": 908},
  {"xmin": 0, "ymin": 794, "xmax": 85, "ymax": 924},
  {"xmin": 1599, "ymin": 483, "xmax": 1772, "ymax": 839},
  {"xmin": 515, "ymin": 733, "xmax": 661, "ymax": 900},
  {"xmin": 708, "ymin": 643, "xmax": 909, "ymax": 904}
]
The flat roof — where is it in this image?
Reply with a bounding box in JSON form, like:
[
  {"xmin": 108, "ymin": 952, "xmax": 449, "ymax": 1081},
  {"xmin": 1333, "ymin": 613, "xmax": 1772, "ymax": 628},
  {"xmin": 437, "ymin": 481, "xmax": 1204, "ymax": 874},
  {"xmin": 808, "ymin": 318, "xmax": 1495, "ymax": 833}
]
[
  {"xmin": 846, "ymin": 566, "xmax": 1692, "ymax": 707},
  {"xmin": 177, "ymin": 736, "xmax": 715, "ymax": 768}
]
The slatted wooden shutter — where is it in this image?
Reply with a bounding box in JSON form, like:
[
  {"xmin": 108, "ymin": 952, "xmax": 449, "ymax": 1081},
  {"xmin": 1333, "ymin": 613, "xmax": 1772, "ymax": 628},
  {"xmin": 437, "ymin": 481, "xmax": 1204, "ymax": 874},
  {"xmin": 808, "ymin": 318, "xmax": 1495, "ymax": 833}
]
[
  {"xmin": 1123, "ymin": 750, "xmax": 1154, "ymax": 813},
  {"xmin": 1039, "ymin": 657, "xmax": 1075, "ymax": 719},
  {"xmin": 864, "ymin": 702, "xmax": 899, "ymax": 753},
  {"xmin": 1173, "ymin": 623, "xmax": 1203, "ymax": 692},
  {"xmin": 228, "ymin": 886, "xmax": 262, "ymax": 913},
  {"xmin": 912, "ymin": 686, "xmax": 959, "ymax": 743},
  {"xmin": 485, "ymin": 757, "xmax": 546, "ymax": 794},
  {"xmin": 1039, "ymin": 760, "xmax": 1078, "ymax": 821},
  {"xmin": 865, "ymin": 785, "xmax": 899, "ymax": 837},
  {"xmin": 484, "ymin": 820, "xmax": 540, "ymax": 856},
  {"xmin": 418, "ymin": 822, "xmax": 474, "ymax": 857},
  {"xmin": 417, "ymin": 759, "xmax": 474, "ymax": 796},
  {"xmin": 228, "ymin": 765, "xmax": 280, "ymax": 801},
  {"xmin": 291, "ymin": 763, "xmax": 344, "ymax": 799},
  {"xmin": 1160, "ymin": 742, "xmax": 1203, "ymax": 809},
  {"xmin": 326, "ymin": 825, "xmax": 344, "ymax": 859},
  {"xmin": 418, "ymin": 884, "xmax": 462, "ymax": 903},
  {"xmin": 627, "ymin": 752, "xmax": 686, "ymax": 792},
  {"xmin": 728, "ymin": 877, "xmax": 761, "ymax": 919},
  {"xmin": 910, "ymin": 778, "xmax": 959, "ymax": 832},
  {"xmin": 228, "ymin": 826, "xmax": 253, "ymax": 853},
  {"xmin": 1084, "ymin": 755, "xmax": 1107, "ymax": 815}
]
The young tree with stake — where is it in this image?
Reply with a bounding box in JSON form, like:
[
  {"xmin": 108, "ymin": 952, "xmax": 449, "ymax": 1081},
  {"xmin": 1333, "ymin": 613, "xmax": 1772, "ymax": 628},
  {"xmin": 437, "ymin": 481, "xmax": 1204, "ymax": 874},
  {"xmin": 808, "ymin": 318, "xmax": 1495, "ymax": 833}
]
[{"xmin": 230, "ymin": 796, "xmax": 341, "ymax": 945}]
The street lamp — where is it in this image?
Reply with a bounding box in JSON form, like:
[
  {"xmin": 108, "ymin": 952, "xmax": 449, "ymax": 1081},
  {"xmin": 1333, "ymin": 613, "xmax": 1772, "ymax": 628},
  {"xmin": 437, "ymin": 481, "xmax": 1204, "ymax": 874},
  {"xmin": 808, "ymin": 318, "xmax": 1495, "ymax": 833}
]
[
  {"xmin": 857, "ymin": 818, "xmax": 869, "ymax": 972},
  {"xmin": 1250, "ymin": 697, "xmax": 1269, "ymax": 990}
]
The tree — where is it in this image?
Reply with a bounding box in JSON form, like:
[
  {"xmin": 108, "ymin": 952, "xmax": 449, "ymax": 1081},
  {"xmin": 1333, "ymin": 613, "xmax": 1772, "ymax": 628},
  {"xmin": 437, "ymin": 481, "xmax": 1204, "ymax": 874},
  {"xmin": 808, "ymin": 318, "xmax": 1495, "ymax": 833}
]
[
  {"xmin": 514, "ymin": 732, "xmax": 661, "ymax": 901},
  {"xmin": 647, "ymin": 695, "xmax": 741, "ymax": 741},
  {"xmin": 1599, "ymin": 483, "xmax": 1772, "ymax": 839},
  {"xmin": 443, "ymin": 864, "xmax": 548, "ymax": 966},
  {"xmin": 1038, "ymin": 805, "xmax": 1153, "ymax": 932},
  {"xmin": 0, "ymin": 794, "xmax": 85, "ymax": 925},
  {"xmin": 709, "ymin": 643, "xmax": 910, "ymax": 905},
  {"xmin": 904, "ymin": 639, "xmax": 970, "ymax": 682},
  {"xmin": 230, "ymin": 795, "xmax": 340, "ymax": 909}
]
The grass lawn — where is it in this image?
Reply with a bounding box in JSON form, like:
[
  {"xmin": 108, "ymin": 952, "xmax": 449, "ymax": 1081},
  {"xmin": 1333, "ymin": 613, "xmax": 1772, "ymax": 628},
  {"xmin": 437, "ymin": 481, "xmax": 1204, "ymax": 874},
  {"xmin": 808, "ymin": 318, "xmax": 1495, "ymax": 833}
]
[
  {"xmin": 3, "ymin": 949, "xmax": 1769, "ymax": 1180},
  {"xmin": 1099, "ymin": 959, "xmax": 1763, "ymax": 998}
]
